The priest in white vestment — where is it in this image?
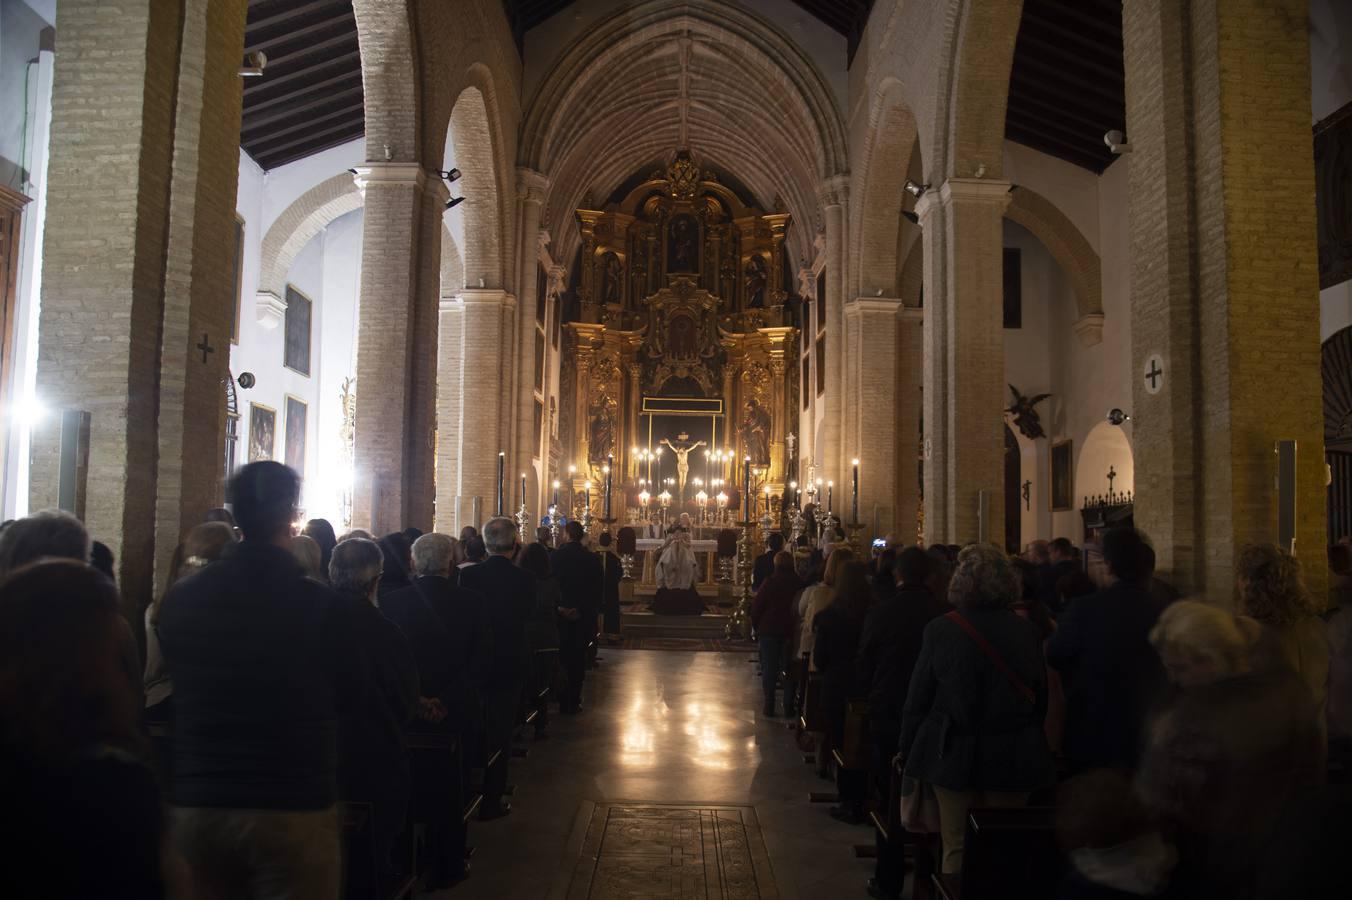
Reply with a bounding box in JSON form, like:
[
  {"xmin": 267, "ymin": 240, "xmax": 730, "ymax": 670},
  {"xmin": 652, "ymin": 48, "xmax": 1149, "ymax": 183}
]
[{"xmin": 652, "ymin": 532, "xmax": 703, "ymax": 615}]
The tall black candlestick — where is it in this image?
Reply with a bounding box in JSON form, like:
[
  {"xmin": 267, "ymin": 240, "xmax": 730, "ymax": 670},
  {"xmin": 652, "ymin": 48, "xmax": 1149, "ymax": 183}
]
[
  {"xmin": 496, "ymin": 452, "xmax": 505, "ymax": 515},
  {"xmin": 851, "ymin": 459, "xmax": 859, "ymax": 523},
  {"xmin": 520, "ymin": 473, "xmax": 527, "ymax": 508},
  {"xmin": 743, "ymin": 456, "xmax": 751, "ymax": 520},
  {"xmin": 605, "ymin": 455, "xmax": 614, "ymax": 519}
]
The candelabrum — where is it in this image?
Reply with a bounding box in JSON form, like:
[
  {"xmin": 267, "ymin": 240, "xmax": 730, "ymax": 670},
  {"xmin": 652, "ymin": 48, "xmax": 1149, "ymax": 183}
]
[
  {"xmin": 580, "ymin": 504, "xmax": 594, "ymax": 534},
  {"xmin": 548, "ymin": 504, "xmax": 563, "ymax": 546},
  {"xmin": 514, "ymin": 502, "xmax": 530, "ymax": 546},
  {"xmin": 760, "ymin": 507, "xmax": 774, "ymax": 537},
  {"xmin": 789, "ymin": 505, "xmax": 806, "ymax": 547},
  {"xmin": 718, "ymin": 554, "xmax": 734, "ymax": 584},
  {"xmin": 821, "ymin": 509, "xmax": 840, "ymax": 546},
  {"xmin": 845, "ymin": 521, "xmax": 866, "ymax": 558},
  {"xmin": 620, "ymin": 552, "xmax": 636, "ymax": 580},
  {"xmin": 725, "ymin": 520, "xmax": 755, "ymax": 641}
]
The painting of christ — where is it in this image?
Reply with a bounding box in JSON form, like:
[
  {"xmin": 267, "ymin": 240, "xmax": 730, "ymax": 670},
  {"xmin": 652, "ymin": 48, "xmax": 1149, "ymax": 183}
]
[{"xmin": 667, "ymin": 214, "xmax": 699, "ymax": 273}]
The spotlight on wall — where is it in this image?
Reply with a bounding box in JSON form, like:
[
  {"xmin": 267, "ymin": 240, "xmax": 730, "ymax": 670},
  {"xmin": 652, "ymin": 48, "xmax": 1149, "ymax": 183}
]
[
  {"xmin": 439, "ymin": 168, "xmax": 462, "ymax": 183},
  {"xmin": 1104, "ymin": 130, "xmax": 1132, "ymax": 154},
  {"xmin": 238, "ymin": 372, "xmax": 257, "ymax": 389},
  {"xmin": 445, "ymin": 196, "xmax": 465, "ymax": 210},
  {"xmin": 904, "ymin": 179, "xmax": 929, "ymax": 199},
  {"xmin": 901, "ymin": 210, "xmax": 920, "ymax": 226},
  {"xmin": 1106, "ymin": 408, "xmax": 1131, "ymax": 426},
  {"xmin": 238, "ymin": 51, "xmax": 267, "ymax": 77}
]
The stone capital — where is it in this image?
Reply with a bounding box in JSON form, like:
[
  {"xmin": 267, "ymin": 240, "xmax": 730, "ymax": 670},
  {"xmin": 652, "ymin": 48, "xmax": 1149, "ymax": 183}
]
[
  {"xmin": 846, "ymin": 295, "xmax": 906, "ymax": 316},
  {"xmin": 459, "ymin": 288, "xmax": 517, "ymax": 311},
  {"xmin": 817, "ymin": 173, "xmax": 850, "ymax": 208},
  {"xmin": 351, "ymin": 162, "xmax": 430, "ymax": 196},
  {"xmin": 1073, "ymin": 312, "xmax": 1105, "ymax": 347},
  {"xmin": 939, "ymin": 177, "xmax": 1013, "ymax": 208},
  {"xmin": 255, "ymin": 290, "xmax": 286, "ymax": 330},
  {"xmin": 516, "ymin": 167, "xmax": 551, "ymax": 204}
]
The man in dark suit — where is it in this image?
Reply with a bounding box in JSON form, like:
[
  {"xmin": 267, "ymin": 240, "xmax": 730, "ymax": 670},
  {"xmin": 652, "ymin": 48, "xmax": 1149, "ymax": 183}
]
[
  {"xmin": 380, "ymin": 532, "xmax": 485, "ymax": 885},
  {"xmin": 550, "ymin": 521, "xmax": 603, "ymax": 713},
  {"xmin": 1047, "ymin": 527, "xmax": 1168, "ymax": 774},
  {"xmin": 1036, "ymin": 537, "xmax": 1080, "ymax": 613},
  {"xmin": 752, "ymin": 531, "xmax": 785, "ymax": 591},
  {"xmin": 458, "ymin": 517, "xmax": 535, "ymax": 820}
]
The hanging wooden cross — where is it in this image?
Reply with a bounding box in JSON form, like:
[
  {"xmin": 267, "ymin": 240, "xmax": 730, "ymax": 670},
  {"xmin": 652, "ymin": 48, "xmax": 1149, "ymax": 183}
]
[
  {"xmin": 196, "ymin": 332, "xmax": 215, "ymax": 365},
  {"xmin": 1106, "ymin": 465, "xmax": 1117, "ymax": 497},
  {"xmin": 1022, "ymin": 479, "xmax": 1032, "ymax": 511}
]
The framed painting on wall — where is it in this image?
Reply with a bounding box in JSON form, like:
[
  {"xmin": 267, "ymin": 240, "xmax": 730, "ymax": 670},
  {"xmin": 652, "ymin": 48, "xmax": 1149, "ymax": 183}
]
[
  {"xmin": 284, "ymin": 285, "xmax": 312, "ymax": 376},
  {"xmin": 285, "ymin": 395, "xmax": 307, "ymax": 476},
  {"xmin": 248, "ymin": 403, "xmax": 275, "ymax": 462},
  {"xmin": 1050, "ymin": 438, "xmax": 1073, "ymax": 511}
]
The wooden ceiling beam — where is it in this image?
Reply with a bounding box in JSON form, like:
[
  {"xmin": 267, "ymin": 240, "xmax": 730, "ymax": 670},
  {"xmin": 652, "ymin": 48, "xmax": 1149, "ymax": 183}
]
[
  {"xmin": 243, "ymin": 102, "xmax": 364, "ymax": 143},
  {"xmin": 249, "ymin": 118, "xmax": 365, "ymax": 160},
  {"xmin": 246, "ymin": 11, "xmax": 354, "ymax": 54},
  {"xmin": 242, "ymin": 89, "xmax": 363, "ymax": 134},
  {"xmin": 243, "ymin": 50, "xmax": 360, "ymax": 96}
]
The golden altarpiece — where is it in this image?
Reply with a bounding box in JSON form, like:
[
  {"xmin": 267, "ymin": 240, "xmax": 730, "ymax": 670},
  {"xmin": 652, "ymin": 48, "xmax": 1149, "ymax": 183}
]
[{"xmin": 560, "ymin": 152, "xmax": 800, "ymax": 522}]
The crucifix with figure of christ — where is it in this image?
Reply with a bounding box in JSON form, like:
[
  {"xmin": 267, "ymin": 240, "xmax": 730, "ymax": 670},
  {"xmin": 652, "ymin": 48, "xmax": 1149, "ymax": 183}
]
[{"xmin": 661, "ymin": 435, "xmax": 706, "ymax": 503}]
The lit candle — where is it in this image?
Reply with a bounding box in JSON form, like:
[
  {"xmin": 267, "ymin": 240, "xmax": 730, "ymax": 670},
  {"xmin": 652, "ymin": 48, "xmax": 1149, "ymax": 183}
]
[
  {"xmin": 851, "ymin": 458, "xmax": 859, "ymax": 524},
  {"xmin": 605, "ymin": 455, "xmax": 613, "ymax": 519},
  {"xmin": 827, "ymin": 480, "xmax": 834, "ymax": 514},
  {"xmin": 552, "ymin": 479, "xmax": 560, "ymax": 509},
  {"xmin": 763, "ymin": 484, "xmax": 771, "ymax": 519},
  {"xmin": 520, "ymin": 473, "xmax": 527, "ymax": 508},
  {"xmin": 584, "ymin": 481, "xmax": 592, "ymax": 514},
  {"xmin": 790, "ymin": 481, "xmax": 799, "ymax": 510},
  {"xmin": 496, "ymin": 451, "xmax": 505, "ymax": 516}
]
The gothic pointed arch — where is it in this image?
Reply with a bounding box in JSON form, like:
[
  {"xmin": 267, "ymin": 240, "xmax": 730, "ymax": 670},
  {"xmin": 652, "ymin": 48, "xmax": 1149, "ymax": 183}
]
[
  {"xmin": 937, "ymin": 0, "xmax": 1025, "ymax": 180},
  {"xmin": 852, "ymin": 77, "xmax": 921, "ymax": 298},
  {"xmin": 448, "ymin": 81, "xmax": 507, "ymax": 290},
  {"xmin": 1005, "ymin": 184, "xmax": 1104, "ymax": 331}
]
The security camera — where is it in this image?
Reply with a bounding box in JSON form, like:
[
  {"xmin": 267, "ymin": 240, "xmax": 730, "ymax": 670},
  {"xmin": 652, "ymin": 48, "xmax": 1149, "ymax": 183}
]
[
  {"xmin": 237, "ymin": 372, "xmax": 256, "ymax": 389},
  {"xmin": 1107, "ymin": 408, "xmax": 1130, "ymax": 426},
  {"xmin": 1104, "ymin": 130, "xmax": 1132, "ymax": 154},
  {"xmin": 239, "ymin": 51, "xmax": 267, "ymax": 77}
]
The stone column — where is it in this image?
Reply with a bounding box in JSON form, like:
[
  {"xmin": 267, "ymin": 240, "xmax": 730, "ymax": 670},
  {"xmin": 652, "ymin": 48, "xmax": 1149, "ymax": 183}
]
[
  {"xmin": 897, "ymin": 307, "xmax": 924, "ymax": 543},
  {"xmin": 514, "ymin": 169, "xmax": 549, "ymax": 510},
  {"xmin": 844, "ymin": 297, "xmax": 906, "ymax": 537},
  {"xmin": 434, "ymin": 296, "xmax": 463, "ymax": 533},
  {"xmin": 457, "ymin": 289, "xmax": 517, "ymax": 527},
  {"xmin": 31, "ymin": 0, "xmax": 245, "ymax": 607},
  {"xmin": 819, "ymin": 176, "xmax": 849, "ymax": 490},
  {"xmin": 351, "ymin": 163, "xmax": 444, "ymax": 535},
  {"xmin": 919, "ymin": 179, "xmax": 1010, "ymax": 545},
  {"xmin": 1125, "ymin": 0, "xmax": 1325, "ymax": 599}
]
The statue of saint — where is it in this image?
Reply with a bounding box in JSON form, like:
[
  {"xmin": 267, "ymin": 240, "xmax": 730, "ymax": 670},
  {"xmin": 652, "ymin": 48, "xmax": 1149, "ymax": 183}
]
[
  {"xmin": 588, "ymin": 398, "xmax": 614, "ymax": 463},
  {"xmin": 744, "ymin": 254, "xmax": 767, "ymax": 308},
  {"xmin": 660, "ymin": 435, "xmax": 706, "ymax": 496},
  {"xmin": 740, "ymin": 398, "xmax": 771, "ymax": 466}
]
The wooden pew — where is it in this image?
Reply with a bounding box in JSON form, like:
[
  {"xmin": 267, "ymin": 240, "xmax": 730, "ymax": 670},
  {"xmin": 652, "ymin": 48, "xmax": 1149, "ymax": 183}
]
[
  {"xmin": 871, "ymin": 756, "xmax": 940, "ymax": 900},
  {"xmin": 931, "ymin": 807, "xmax": 1062, "ymax": 900}
]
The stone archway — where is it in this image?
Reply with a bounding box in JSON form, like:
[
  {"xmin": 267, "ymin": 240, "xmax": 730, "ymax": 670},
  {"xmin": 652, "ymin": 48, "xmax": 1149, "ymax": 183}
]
[
  {"xmin": 1005, "ymin": 184, "xmax": 1105, "ymax": 343},
  {"xmin": 448, "ymin": 84, "xmax": 505, "ymax": 290},
  {"xmin": 852, "ymin": 78, "xmax": 921, "ymax": 299},
  {"xmin": 257, "ymin": 173, "xmax": 363, "ymax": 303},
  {"xmin": 940, "ymin": 0, "xmax": 1025, "ymax": 180}
]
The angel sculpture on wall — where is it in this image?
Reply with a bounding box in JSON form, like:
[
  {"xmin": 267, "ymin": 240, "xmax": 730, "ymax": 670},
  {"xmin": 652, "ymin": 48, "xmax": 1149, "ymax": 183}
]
[{"xmin": 1006, "ymin": 384, "xmax": 1051, "ymax": 440}]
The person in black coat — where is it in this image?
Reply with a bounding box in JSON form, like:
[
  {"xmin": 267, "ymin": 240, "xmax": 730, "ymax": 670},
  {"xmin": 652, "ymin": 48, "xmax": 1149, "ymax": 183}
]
[
  {"xmin": 1037, "ymin": 537, "xmax": 1080, "ymax": 613},
  {"xmin": 159, "ymin": 462, "xmax": 367, "ymax": 897},
  {"xmin": 377, "ymin": 532, "xmax": 414, "ymax": 601},
  {"xmin": 550, "ymin": 521, "xmax": 604, "ymax": 713},
  {"xmin": 752, "ymin": 531, "xmax": 785, "ymax": 592},
  {"xmin": 380, "ymin": 531, "xmax": 481, "ymax": 887},
  {"xmin": 458, "ymin": 517, "xmax": 535, "ymax": 820},
  {"xmin": 598, "ymin": 531, "xmax": 624, "ymax": 640},
  {"xmin": 1046, "ymin": 527, "xmax": 1168, "ymax": 775},
  {"xmin": 813, "ymin": 559, "xmax": 875, "ymax": 823},
  {"xmin": 330, "ymin": 538, "xmax": 419, "ymax": 893},
  {"xmin": 900, "ymin": 543, "xmax": 1055, "ymax": 875},
  {"xmin": 858, "ymin": 547, "xmax": 950, "ymax": 898}
]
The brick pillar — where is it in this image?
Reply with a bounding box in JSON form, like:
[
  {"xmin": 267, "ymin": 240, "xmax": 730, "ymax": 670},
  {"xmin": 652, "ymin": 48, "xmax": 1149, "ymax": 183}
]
[
  {"xmin": 154, "ymin": 0, "xmax": 247, "ymax": 591},
  {"xmin": 514, "ymin": 170, "xmax": 548, "ymax": 506},
  {"xmin": 844, "ymin": 297, "xmax": 905, "ymax": 538},
  {"xmin": 820, "ymin": 176, "xmax": 849, "ymax": 487},
  {"xmin": 919, "ymin": 179, "xmax": 1010, "ymax": 545},
  {"xmin": 351, "ymin": 163, "xmax": 444, "ymax": 535},
  {"xmin": 435, "ymin": 296, "xmax": 464, "ymax": 533},
  {"xmin": 30, "ymin": 0, "xmax": 243, "ymax": 608},
  {"xmin": 457, "ymin": 288, "xmax": 516, "ymax": 528},
  {"xmin": 1126, "ymin": 0, "xmax": 1326, "ymax": 600},
  {"xmin": 897, "ymin": 307, "xmax": 924, "ymax": 543}
]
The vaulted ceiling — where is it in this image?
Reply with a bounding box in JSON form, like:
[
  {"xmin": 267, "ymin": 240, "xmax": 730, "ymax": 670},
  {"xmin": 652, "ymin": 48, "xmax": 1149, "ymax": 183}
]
[{"xmin": 238, "ymin": 1, "xmax": 1125, "ymax": 176}]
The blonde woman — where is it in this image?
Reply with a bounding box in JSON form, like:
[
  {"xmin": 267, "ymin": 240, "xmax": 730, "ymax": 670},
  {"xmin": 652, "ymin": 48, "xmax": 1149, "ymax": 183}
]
[
  {"xmin": 1138, "ymin": 600, "xmax": 1323, "ymax": 898},
  {"xmin": 1236, "ymin": 544, "xmax": 1330, "ymax": 729},
  {"xmin": 144, "ymin": 521, "xmax": 236, "ymax": 719},
  {"xmin": 798, "ymin": 546, "xmax": 854, "ymax": 671}
]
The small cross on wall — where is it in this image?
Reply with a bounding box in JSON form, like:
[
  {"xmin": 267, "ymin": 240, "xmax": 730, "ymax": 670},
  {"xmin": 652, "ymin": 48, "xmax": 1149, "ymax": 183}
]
[
  {"xmin": 1021, "ymin": 479, "xmax": 1032, "ymax": 511},
  {"xmin": 196, "ymin": 332, "xmax": 215, "ymax": 365},
  {"xmin": 1106, "ymin": 466, "xmax": 1117, "ymax": 495},
  {"xmin": 1146, "ymin": 359, "xmax": 1162, "ymax": 390}
]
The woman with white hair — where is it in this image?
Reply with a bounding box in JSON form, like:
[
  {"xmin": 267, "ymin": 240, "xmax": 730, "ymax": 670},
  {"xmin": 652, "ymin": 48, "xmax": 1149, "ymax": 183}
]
[
  {"xmin": 1137, "ymin": 600, "xmax": 1323, "ymax": 899},
  {"xmin": 898, "ymin": 543, "xmax": 1055, "ymax": 875}
]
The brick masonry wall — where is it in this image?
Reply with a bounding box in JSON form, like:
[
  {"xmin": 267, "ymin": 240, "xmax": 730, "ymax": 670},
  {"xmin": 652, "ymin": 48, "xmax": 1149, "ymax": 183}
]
[
  {"xmin": 31, "ymin": 0, "xmax": 185, "ymax": 608},
  {"xmin": 153, "ymin": 0, "xmax": 246, "ymax": 594}
]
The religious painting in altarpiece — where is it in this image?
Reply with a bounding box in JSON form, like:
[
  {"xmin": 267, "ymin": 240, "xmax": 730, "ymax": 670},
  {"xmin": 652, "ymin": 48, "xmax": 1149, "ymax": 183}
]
[
  {"xmin": 285, "ymin": 395, "xmax": 307, "ymax": 476},
  {"xmin": 1051, "ymin": 438, "xmax": 1074, "ymax": 511},
  {"xmin": 563, "ymin": 148, "xmax": 800, "ymax": 502}
]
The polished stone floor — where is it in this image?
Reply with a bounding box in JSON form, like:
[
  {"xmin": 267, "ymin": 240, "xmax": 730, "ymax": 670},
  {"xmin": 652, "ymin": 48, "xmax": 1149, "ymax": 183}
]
[{"xmin": 431, "ymin": 650, "xmax": 873, "ymax": 899}]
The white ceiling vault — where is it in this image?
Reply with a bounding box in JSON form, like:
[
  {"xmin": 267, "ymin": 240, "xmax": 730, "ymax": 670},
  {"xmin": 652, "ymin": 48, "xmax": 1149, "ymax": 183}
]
[{"xmin": 520, "ymin": 0, "xmax": 848, "ymax": 268}]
